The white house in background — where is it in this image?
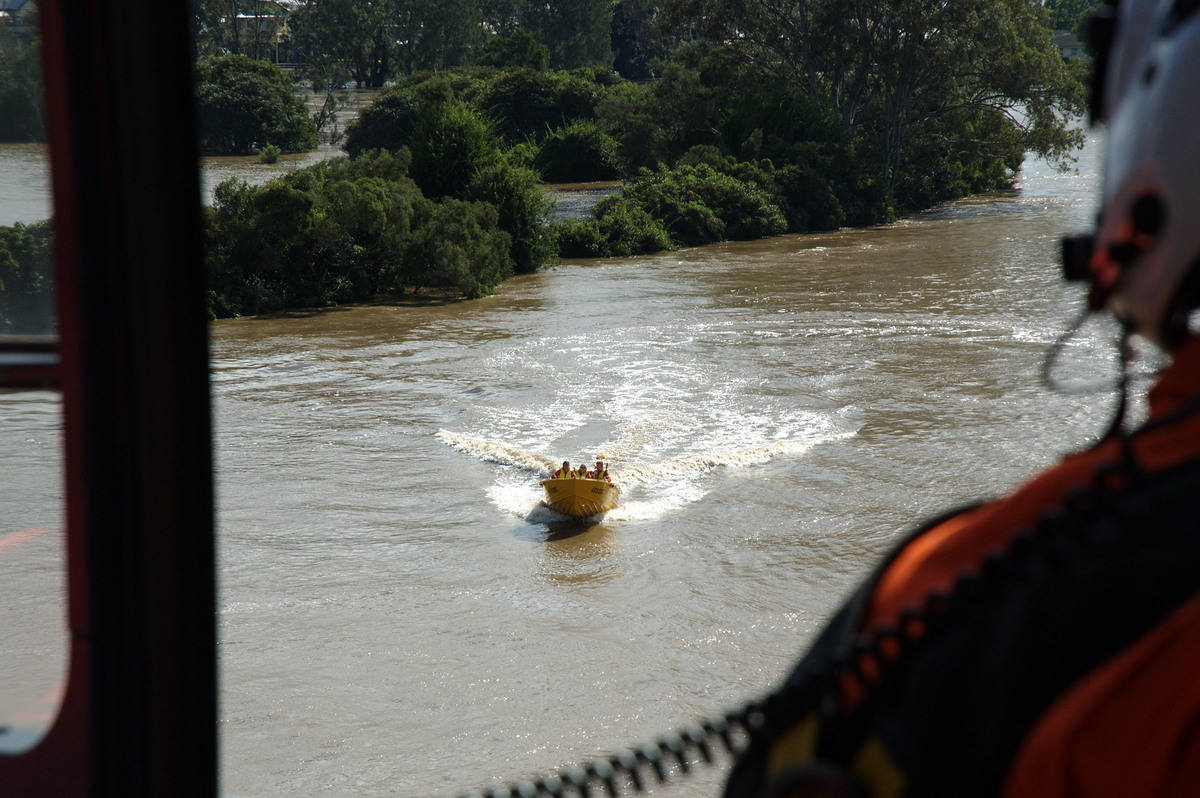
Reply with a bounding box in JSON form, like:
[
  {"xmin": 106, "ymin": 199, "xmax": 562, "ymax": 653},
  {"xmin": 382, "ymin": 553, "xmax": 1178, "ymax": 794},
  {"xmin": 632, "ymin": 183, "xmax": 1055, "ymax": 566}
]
[
  {"xmin": 0, "ymin": 0, "xmax": 37, "ymax": 49},
  {"xmin": 1054, "ymin": 30, "xmax": 1088, "ymax": 60},
  {"xmin": 233, "ymin": 0, "xmax": 300, "ymax": 63}
]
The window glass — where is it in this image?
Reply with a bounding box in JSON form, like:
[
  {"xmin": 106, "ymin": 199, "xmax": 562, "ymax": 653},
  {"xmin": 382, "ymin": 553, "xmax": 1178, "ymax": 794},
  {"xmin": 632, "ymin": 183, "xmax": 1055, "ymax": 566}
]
[{"xmin": 0, "ymin": 1, "xmax": 66, "ymax": 754}]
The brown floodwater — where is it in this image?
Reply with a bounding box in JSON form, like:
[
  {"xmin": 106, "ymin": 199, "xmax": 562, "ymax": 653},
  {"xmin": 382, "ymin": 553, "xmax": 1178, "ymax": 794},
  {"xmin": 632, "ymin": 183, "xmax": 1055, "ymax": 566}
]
[{"xmin": 3, "ymin": 133, "xmax": 1140, "ymax": 797}]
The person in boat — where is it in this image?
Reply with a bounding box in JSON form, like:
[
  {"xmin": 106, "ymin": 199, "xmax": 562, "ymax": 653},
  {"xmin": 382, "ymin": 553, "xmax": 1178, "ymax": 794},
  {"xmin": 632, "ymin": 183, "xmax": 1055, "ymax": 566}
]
[
  {"xmin": 723, "ymin": 4, "xmax": 1200, "ymax": 797},
  {"xmin": 593, "ymin": 461, "xmax": 611, "ymax": 482},
  {"xmin": 576, "ymin": 464, "xmax": 592, "ymax": 479},
  {"xmin": 552, "ymin": 461, "xmax": 571, "ymax": 479}
]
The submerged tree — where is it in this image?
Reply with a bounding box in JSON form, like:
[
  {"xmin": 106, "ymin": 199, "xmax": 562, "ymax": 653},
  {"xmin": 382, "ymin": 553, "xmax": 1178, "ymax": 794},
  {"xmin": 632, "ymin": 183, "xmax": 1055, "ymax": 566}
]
[
  {"xmin": 663, "ymin": 0, "xmax": 1086, "ymax": 206},
  {"xmin": 195, "ymin": 54, "xmax": 318, "ymax": 155}
]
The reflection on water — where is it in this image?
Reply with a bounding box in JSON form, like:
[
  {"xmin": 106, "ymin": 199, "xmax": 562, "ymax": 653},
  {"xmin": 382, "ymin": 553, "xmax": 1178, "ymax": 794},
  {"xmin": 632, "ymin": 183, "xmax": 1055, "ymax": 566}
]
[{"xmin": 540, "ymin": 523, "xmax": 618, "ymax": 585}]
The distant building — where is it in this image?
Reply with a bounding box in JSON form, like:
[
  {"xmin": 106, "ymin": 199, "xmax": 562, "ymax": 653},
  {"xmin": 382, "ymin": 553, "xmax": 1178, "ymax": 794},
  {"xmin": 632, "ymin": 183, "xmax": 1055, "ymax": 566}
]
[
  {"xmin": 1054, "ymin": 30, "xmax": 1088, "ymax": 60},
  {"xmin": 0, "ymin": 0, "xmax": 37, "ymax": 50},
  {"xmin": 235, "ymin": 0, "xmax": 296, "ymax": 63}
]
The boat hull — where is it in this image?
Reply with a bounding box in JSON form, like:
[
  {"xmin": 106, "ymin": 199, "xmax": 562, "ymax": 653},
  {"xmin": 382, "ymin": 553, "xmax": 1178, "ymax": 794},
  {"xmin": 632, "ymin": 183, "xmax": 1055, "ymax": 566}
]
[{"xmin": 540, "ymin": 478, "xmax": 620, "ymax": 518}]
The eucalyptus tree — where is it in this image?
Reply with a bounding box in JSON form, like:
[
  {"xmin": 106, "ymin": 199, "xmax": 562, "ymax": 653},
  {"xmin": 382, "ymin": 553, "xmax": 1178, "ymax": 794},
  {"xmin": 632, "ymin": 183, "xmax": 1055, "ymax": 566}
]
[
  {"xmin": 287, "ymin": 0, "xmax": 395, "ymax": 88},
  {"xmin": 1043, "ymin": 0, "xmax": 1105, "ymax": 36},
  {"xmin": 479, "ymin": 0, "xmax": 530, "ymax": 35},
  {"xmin": 519, "ymin": 0, "xmax": 615, "ymax": 69},
  {"xmin": 663, "ymin": 0, "xmax": 1086, "ymax": 206},
  {"xmin": 195, "ymin": 0, "xmax": 244, "ymax": 56},
  {"xmin": 0, "ymin": 31, "xmax": 43, "ymax": 141},
  {"xmin": 612, "ymin": 0, "xmax": 670, "ymax": 79},
  {"xmin": 393, "ymin": 0, "xmax": 486, "ymax": 73}
]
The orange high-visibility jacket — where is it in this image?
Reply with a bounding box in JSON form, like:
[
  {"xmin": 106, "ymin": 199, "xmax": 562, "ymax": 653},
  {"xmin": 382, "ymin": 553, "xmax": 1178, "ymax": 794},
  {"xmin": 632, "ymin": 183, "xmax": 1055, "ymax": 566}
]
[{"xmin": 725, "ymin": 336, "xmax": 1200, "ymax": 798}]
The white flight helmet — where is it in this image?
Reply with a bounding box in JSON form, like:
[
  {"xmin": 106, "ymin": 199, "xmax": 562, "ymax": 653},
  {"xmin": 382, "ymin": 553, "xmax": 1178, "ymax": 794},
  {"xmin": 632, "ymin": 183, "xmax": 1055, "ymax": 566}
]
[{"xmin": 1067, "ymin": 0, "xmax": 1200, "ymax": 348}]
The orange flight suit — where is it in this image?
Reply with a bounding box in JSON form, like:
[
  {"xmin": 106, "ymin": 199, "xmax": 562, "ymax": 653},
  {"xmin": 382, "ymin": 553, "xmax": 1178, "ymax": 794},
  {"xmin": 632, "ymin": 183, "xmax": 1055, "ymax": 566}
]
[{"xmin": 725, "ymin": 336, "xmax": 1200, "ymax": 797}]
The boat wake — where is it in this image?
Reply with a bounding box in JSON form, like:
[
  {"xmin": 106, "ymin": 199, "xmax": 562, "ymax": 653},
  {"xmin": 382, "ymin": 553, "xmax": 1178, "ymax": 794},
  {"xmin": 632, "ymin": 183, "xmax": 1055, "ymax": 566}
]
[
  {"xmin": 435, "ymin": 430, "xmax": 559, "ymax": 476},
  {"xmin": 436, "ymin": 428, "xmax": 852, "ymax": 523}
]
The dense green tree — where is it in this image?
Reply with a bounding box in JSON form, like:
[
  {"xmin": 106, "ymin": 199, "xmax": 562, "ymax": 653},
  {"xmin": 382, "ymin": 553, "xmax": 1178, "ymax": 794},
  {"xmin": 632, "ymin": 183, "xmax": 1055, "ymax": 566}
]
[
  {"xmin": 479, "ymin": 0, "xmax": 529, "ymax": 35},
  {"xmin": 555, "ymin": 161, "xmax": 787, "ymax": 255},
  {"xmin": 204, "ymin": 146, "xmax": 539, "ymax": 315},
  {"xmin": 466, "ymin": 156, "xmax": 556, "ymax": 273},
  {"xmin": 478, "ymin": 67, "xmax": 614, "ymax": 142},
  {"xmin": 664, "ymin": 0, "xmax": 1086, "ymax": 207},
  {"xmin": 407, "ymin": 88, "xmax": 502, "ymax": 199},
  {"xmin": 478, "ymin": 30, "xmax": 550, "ymax": 70},
  {"xmin": 342, "ymin": 84, "xmax": 425, "ymax": 158},
  {"xmin": 554, "ymin": 203, "xmax": 673, "ymax": 258},
  {"xmin": 610, "ymin": 163, "xmax": 786, "ymax": 247},
  {"xmin": 520, "ymin": 0, "xmax": 614, "ymax": 70},
  {"xmin": 345, "ymin": 66, "xmax": 623, "ymax": 154},
  {"xmin": 595, "ymin": 50, "xmax": 751, "ymax": 170},
  {"xmin": 195, "ymin": 54, "xmax": 319, "ymax": 154},
  {"xmin": 533, "ymin": 120, "xmax": 625, "ymax": 182},
  {"xmin": 206, "ymin": 150, "xmax": 415, "ymax": 315},
  {"xmin": 287, "ymin": 0, "xmax": 394, "ymax": 88},
  {"xmin": 400, "ymin": 198, "xmax": 512, "ymax": 296},
  {"xmin": 395, "ymin": 0, "xmax": 486, "ymax": 72},
  {"xmin": 0, "ymin": 221, "xmax": 54, "ymax": 334},
  {"xmin": 1044, "ymin": 0, "xmax": 1104, "ymax": 37},
  {"xmin": 194, "ymin": 0, "xmax": 243, "ymax": 57},
  {"xmin": 0, "ymin": 40, "xmax": 43, "ymax": 142},
  {"xmin": 612, "ymin": 0, "xmax": 669, "ymax": 80}
]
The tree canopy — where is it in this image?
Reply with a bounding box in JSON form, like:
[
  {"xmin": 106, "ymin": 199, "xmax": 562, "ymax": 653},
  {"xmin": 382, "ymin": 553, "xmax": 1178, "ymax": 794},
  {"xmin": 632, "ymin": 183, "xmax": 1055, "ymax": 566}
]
[
  {"xmin": 0, "ymin": 221, "xmax": 54, "ymax": 334},
  {"xmin": 194, "ymin": 54, "xmax": 319, "ymax": 155},
  {"xmin": 0, "ymin": 28, "xmax": 44, "ymax": 141},
  {"xmin": 662, "ymin": 0, "xmax": 1086, "ymax": 204},
  {"xmin": 1044, "ymin": 0, "xmax": 1106, "ymax": 38},
  {"xmin": 189, "ymin": 0, "xmax": 1090, "ymax": 315}
]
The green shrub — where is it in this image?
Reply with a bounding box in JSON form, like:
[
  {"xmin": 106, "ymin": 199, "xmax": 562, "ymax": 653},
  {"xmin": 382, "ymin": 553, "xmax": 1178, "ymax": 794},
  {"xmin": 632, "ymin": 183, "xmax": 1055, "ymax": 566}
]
[
  {"xmin": 342, "ymin": 84, "xmax": 422, "ymax": 158},
  {"xmin": 466, "ymin": 156, "xmax": 556, "ymax": 274},
  {"xmin": 398, "ymin": 198, "xmax": 512, "ymax": 298},
  {"xmin": 0, "ymin": 220, "xmax": 54, "ymax": 333},
  {"xmin": 553, "ymin": 201, "xmax": 672, "ymax": 258},
  {"xmin": 258, "ymin": 143, "xmax": 282, "ymax": 163},
  {"xmin": 478, "ymin": 30, "xmax": 549, "ymax": 71},
  {"xmin": 408, "ymin": 95, "xmax": 502, "ymax": 200},
  {"xmin": 596, "ymin": 203, "xmax": 673, "ymax": 256},
  {"xmin": 617, "ymin": 163, "xmax": 786, "ymax": 247},
  {"xmin": 553, "ymin": 218, "xmax": 607, "ymax": 257},
  {"xmin": 534, "ymin": 120, "xmax": 625, "ymax": 183},
  {"xmin": 477, "ymin": 68, "xmax": 610, "ymax": 143}
]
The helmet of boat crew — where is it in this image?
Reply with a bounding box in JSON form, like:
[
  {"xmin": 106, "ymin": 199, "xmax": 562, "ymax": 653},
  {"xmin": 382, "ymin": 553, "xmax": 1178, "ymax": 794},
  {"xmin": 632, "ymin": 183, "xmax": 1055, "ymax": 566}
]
[{"xmin": 1063, "ymin": 0, "xmax": 1200, "ymax": 348}]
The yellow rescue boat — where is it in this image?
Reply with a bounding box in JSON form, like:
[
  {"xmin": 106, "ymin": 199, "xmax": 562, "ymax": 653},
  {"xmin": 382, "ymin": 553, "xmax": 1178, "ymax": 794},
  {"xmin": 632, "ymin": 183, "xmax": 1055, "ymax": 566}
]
[{"xmin": 540, "ymin": 477, "xmax": 621, "ymax": 518}]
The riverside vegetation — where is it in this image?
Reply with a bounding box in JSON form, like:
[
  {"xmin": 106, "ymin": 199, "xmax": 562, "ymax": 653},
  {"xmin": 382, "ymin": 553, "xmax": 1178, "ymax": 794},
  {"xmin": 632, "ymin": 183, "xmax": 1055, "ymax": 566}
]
[{"xmin": 0, "ymin": 0, "xmax": 1098, "ymax": 321}]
